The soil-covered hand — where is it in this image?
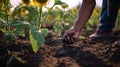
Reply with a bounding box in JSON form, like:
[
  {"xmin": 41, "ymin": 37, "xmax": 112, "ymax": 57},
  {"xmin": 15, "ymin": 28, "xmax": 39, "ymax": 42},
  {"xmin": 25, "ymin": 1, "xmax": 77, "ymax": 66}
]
[{"xmin": 62, "ymin": 29, "xmax": 80, "ymax": 44}]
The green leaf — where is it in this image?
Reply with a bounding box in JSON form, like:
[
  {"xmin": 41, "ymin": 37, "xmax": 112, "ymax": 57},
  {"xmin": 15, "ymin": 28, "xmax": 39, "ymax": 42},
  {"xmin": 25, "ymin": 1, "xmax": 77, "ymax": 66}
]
[
  {"xmin": 29, "ymin": 26, "xmax": 45, "ymax": 53},
  {"xmin": 10, "ymin": 21, "xmax": 30, "ymax": 29},
  {"xmin": 39, "ymin": 28, "xmax": 48, "ymax": 37},
  {"xmin": 0, "ymin": 10, "xmax": 5, "ymax": 16},
  {"xmin": 10, "ymin": 21, "xmax": 30, "ymax": 36},
  {"xmin": 0, "ymin": 18, "xmax": 6, "ymax": 28},
  {"xmin": 0, "ymin": 18, "xmax": 7, "ymax": 33},
  {"xmin": 54, "ymin": 0, "xmax": 66, "ymax": 5},
  {"xmin": 22, "ymin": 6, "xmax": 39, "ymax": 25},
  {"xmin": 22, "ymin": 6, "xmax": 39, "ymax": 16},
  {"xmin": 88, "ymin": 20, "xmax": 94, "ymax": 26},
  {"xmin": 54, "ymin": 0, "xmax": 59, "ymax": 3},
  {"xmin": 3, "ymin": 32, "xmax": 16, "ymax": 42},
  {"xmin": 13, "ymin": 29, "xmax": 25, "ymax": 36},
  {"xmin": 5, "ymin": 0, "xmax": 10, "ymax": 5},
  {"xmin": 54, "ymin": 22, "xmax": 63, "ymax": 36},
  {"xmin": 0, "ymin": 29, "xmax": 7, "ymax": 33}
]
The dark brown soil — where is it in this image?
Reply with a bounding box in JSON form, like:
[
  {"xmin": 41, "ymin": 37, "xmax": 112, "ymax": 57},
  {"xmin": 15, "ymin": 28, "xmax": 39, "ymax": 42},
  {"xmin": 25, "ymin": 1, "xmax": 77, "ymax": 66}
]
[{"xmin": 0, "ymin": 30, "xmax": 120, "ymax": 67}]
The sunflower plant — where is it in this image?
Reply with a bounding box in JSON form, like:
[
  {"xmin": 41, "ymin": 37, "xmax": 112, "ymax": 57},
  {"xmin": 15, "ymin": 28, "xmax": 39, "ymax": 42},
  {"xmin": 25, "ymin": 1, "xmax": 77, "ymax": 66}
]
[
  {"xmin": 12, "ymin": 0, "xmax": 67, "ymax": 52},
  {"xmin": 0, "ymin": 0, "xmax": 67, "ymax": 52},
  {"xmin": 0, "ymin": 0, "xmax": 17, "ymax": 44}
]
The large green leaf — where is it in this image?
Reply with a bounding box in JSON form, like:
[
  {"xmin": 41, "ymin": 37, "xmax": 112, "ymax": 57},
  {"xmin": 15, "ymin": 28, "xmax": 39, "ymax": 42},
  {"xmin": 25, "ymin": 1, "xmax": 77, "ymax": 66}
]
[
  {"xmin": 29, "ymin": 26, "xmax": 45, "ymax": 53},
  {"xmin": 22, "ymin": 6, "xmax": 39, "ymax": 25},
  {"xmin": 10, "ymin": 21, "xmax": 30, "ymax": 36},
  {"xmin": 10, "ymin": 21, "xmax": 30, "ymax": 29}
]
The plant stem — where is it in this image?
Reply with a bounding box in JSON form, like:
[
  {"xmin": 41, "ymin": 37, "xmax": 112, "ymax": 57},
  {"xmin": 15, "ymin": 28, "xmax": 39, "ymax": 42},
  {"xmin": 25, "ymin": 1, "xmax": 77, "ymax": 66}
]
[
  {"xmin": 31, "ymin": 7, "xmax": 39, "ymax": 17},
  {"xmin": 38, "ymin": 7, "xmax": 42, "ymax": 30},
  {"xmin": 41, "ymin": 4, "xmax": 55, "ymax": 23}
]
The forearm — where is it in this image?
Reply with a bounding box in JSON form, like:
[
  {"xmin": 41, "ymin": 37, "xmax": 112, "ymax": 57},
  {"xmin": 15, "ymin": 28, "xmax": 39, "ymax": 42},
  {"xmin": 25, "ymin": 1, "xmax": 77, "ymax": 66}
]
[{"xmin": 73, "ymin": 0, "xmax": 96, "ymax": 32}]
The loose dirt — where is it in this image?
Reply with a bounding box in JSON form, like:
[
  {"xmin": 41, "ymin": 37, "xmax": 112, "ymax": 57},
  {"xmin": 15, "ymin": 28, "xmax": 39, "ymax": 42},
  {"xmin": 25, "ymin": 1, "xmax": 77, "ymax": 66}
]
[{"xmin": 0, "ymin": 30, "xmax": 120, "ymax": 67}]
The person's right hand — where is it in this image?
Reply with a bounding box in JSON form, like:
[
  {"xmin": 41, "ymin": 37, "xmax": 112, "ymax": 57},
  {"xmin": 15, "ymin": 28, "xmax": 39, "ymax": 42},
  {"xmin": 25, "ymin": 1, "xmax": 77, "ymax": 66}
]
[{"xmin": 62, "ymin": 29, "xmax": 80, "ymax": 44}]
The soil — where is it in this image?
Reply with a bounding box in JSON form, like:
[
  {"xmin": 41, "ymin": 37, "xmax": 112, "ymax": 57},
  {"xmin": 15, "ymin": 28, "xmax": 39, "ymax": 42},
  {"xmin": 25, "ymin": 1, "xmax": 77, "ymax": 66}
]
[{"xmin": 0, "ymin": 30, "xmax": 120, "ymax": 67}]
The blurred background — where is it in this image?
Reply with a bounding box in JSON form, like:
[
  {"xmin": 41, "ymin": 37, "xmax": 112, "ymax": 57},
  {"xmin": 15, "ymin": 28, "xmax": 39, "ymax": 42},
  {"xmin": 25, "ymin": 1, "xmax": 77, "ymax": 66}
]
[
  {"xmin": 10, "ymin": 0, "xmax": 103, "ymax": 8},
  {"xmin": 9, "ymin": 0, "xmax": 120, "ymax": 35},
  {"xmin": 1, "ymin": 0, "xmax": 119, "ymax": 38}
]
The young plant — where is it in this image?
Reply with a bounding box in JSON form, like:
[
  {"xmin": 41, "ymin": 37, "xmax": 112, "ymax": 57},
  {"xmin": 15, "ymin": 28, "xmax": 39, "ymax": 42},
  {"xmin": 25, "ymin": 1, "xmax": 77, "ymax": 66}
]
[
  {"xmin": 16, "ymin": 0, "xmax": 67, "ymax": 52},
  {"xmin": 0, "ymin": 0, "xmax": 67, "ymax": 52}
]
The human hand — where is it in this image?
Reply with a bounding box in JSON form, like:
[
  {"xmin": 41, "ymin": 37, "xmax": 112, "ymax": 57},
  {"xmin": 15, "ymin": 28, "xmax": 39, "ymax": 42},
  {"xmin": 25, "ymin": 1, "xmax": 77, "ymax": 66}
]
[{"xmin": 62, "ymin": 29, "xmax": 80, "ymax": 44}]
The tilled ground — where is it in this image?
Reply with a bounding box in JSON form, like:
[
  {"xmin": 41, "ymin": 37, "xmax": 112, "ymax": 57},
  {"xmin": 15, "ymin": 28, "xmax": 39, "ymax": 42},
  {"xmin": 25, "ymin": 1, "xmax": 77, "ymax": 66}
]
[{"xmin": 0, "ymin": 30, "xmax": 120, "ymax": 67}]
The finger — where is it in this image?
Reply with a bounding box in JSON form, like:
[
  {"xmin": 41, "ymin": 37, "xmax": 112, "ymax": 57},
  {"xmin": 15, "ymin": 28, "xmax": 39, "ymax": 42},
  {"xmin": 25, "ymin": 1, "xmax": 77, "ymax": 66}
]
[
  {"xmin": 62, "ymin": 35, "xmax": 68, "ymax": 43},
  {"xmin": 71, "ymin": 36, "xmax": 77, "ymax": 43},
  {"xmin": 73, "ymin": 32, "xmax": 80, "ymax": 39},
  {"xmin": 63, "ymin": 30, "xmax": 75, "ymax": 37},
  {"xmin": 69, "ymin": 38, "xmax": 73, "ymax": 44},
  {"xmin": 66, "ymin": 36, "xmax": 70, "ymax": 43},
  {"xmin": 69, "ymin": 34, "xmax": 75, "ymax": 43},
  {"xmin": 70, "ymin": 37, "xmax": 75, "ymax": 43},
  {"xmin": 66, "ymin": 35, "xmax": 73, "ymax": 44},
  {"xmin": 69, "ymin": 35, "xmax": 76, "ymax": 44},
  {"xmin": 63, "ymin": 32, "xmax": 67, "ymax": 38},
  {"xmin": 62, "ymin": 36, "xmax": 75, "ymax": 44}
]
